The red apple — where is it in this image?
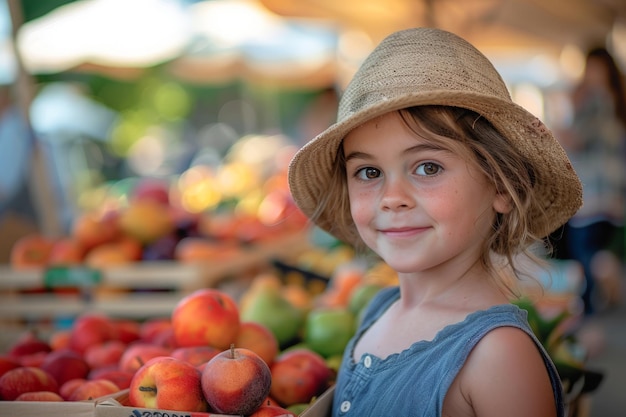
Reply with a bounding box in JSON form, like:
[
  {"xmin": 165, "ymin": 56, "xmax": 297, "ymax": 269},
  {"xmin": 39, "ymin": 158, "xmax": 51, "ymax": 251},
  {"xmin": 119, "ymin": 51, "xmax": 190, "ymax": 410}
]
[
  {"xmin": 17, "ymin": 351, "xmax": 49, "ymax": 367},
  {"xmin": 201, "ymin": 345, "xmax": 271, "ymax": 416},
  {"xmin": 88, "ymin": 367, "xmax": 134, "ymax": 390},
  {"xmin": 139, "ymin": 317, "xmax": 173, "ymax": 343},
  {"xmin": 270, "ymin": 348, "xmax": 332, "ymax": 407},
  {"xmin": 129, "ymin": 356, "xmax": 207, "ymax": 412},
  {"xmin": 0, "ymin": 356, "xmax": 20, "ymax": 378},
  {"xmin": 118, "ymin": 342, "xmax": 171, "ymax": 373},
  {"xmin": 8, "ymin": 330, "xmax": 51, "ymax": 359},
  {"xmin": 69, "ymin": 313, "xmax": 118, "ymax": 354},
  {"xmin": 40, "ymin": 349, "xmax": 90, "ymax": 386},
  {"xmin": 170, "ymin": 346, "xmax": 220, "ymax": 367},
  {"xmin": 49, "ymin": 330, "xmax": 71, "ymax": 351},
  {"xmin": 84, "ymin": 340, "xmax": 126, "ymax": 369},
  {"xmin": 0, "ymin": 366, "xmax": 59, "ymax": 401},
  {"xmin": 249, "ymin": 403, "xmax": 298, "ymax": 417},
  {"xmin": 67, "ymin": 379, "xmax": 119, "ymax": 401},
  {"xmin": 15, "ymin": 391, "xmax": 64, "ymax": 402},
  {"xmin": 172, "ymin": 288, "xmax": 240, "ymax": 349},
  {"xmin": 72, "ymin": 212, "xmax": 120, "ymax": 252},
  {"xmin": 10, "ymin": 233, "xmax": 55, "ymax": 270},
  {"xmin": 235, "ymin": 321, "xmax": 279, "ymax": 366},
  {"xmin": 113, "ymin": 319, "xmax": 141, "ymax": 344},
  {"xmin": 47, "ymin": 237, "xmax": 85, "ymax": 266},
  {"xmin": 59, "ymin": 378, "xmax": 86, "ymax": 400}
]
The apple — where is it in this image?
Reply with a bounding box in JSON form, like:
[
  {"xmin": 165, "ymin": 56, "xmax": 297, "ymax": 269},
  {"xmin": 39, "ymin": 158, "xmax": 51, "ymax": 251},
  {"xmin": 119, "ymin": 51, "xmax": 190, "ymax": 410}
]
[
  {"xmin": 69, "ymin": 313, "xmax": 118, "ymax": 354},
  {"xmin": 72, "ymin": 212, "xmax": 120, "ymax": 252},
  {"xmin": 40, "ymin": 349, "xmax": 90, "ymax": 386},
  {"xmin": 139, "ymin": 317, "xmax": 173, "ymax": 344},
  {"xmin": 170, "ymin": 346, "xmax": 220, "ymax": 367},
  {"xmin": 84, "ymin": 340, "xmax": 126, "ymax": 369},
  {"xmin": 171, "ymin": 288, "xmax": 240, "ymax": 350},
  {"xmin": 118, "ymin": 200, "xmax": 175, "ymax": 245},
  {"xmin": 8, "ymin": 330, "xmax": 51, "ymax": 359},
  {"xmin": 49, "ymin": 330, "xmax": 71, "ymax": 351},
  {"xmin": 0, "ymin": 356, "xmax": 20, "ymax": 378},
  {"xmin": 129, "ymin": 356, "xmax": 207, "ymax": 412},
  {"xmin": 249, "ymin": 403, "xmax": 298, "ymax": 417},
  {"xmin": 88, "ymin": 367, "xmax": 134, "ymax": 390},
  {"xmin": 270, "ymin": 348, "xmax": 332, "ymax": 407},
  {"xmin": 17, "ymin": 351, "xmax": 49, "ymax": 367},
  {"xmin": 10, "ymin": 233, "xmax": 55, "ymax": 270},
  {"xmin": 15, "ymin": 391, "xmax": 64, "ymax": 402},
  {"xmin": 304, "ymin": 307, "xmax": 356, "ymax": 358},
  {"xmin": 67, "ymin": 379, "xmax": 119, "ymax": 401},
  {"xmin": 240, "ymin": 284, "xmax": 304, "ymax": 348},
  {"xmin": 0, "ymin": 366, "xmax": 59, "ymax": 401},
  {"xmin": 201, "ymin": 345, "xmax": 271, "ymax": 416},
  {"xmin": 113, "ymin": 319, "xmax": 141, "ymax": 344},
  {"xmin": 47, "ymin": 237, "xmax": 85, "ymax": 266},
  {"xmin": 84, "ymin": 241, "xmax": 137, "ymax": 269},
  {"xmin": 59, "ymin": 378, "xmax": 86, "ymax": 400},
  {"xmin": 118, "ymin": 342, "xmax": 171, "ymax": 373},
  {"xmin": 130, "ymin": 178, "xmax": 171, "ymax": 206},
  {"xmin": 235, "ymin": 321, "xmax": 279, "ymax": 366},
  {"xmin": 174, "ymin": 237, "xmax": 241, "ymax": 263}
]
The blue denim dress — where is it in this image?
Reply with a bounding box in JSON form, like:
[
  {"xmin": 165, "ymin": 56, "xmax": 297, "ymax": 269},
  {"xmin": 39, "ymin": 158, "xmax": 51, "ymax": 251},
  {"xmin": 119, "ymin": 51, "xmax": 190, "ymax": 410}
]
[{"xmin": 332, "ymin": 286, "xmax": 565, "ymax": 417}]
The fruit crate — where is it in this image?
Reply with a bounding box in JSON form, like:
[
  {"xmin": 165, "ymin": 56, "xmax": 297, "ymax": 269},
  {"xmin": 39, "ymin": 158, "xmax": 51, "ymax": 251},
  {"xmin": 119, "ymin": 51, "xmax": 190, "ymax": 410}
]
[{"xmin": 0, "ymin": 232, "xmax": 312, "ymax": 324}]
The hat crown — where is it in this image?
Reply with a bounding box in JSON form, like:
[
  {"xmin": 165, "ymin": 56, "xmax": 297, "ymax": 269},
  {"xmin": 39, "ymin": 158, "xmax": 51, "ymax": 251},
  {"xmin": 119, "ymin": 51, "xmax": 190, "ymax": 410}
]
[{"xmin": 339, "ymin": 28, "xmax": 512, "ymax": 122}]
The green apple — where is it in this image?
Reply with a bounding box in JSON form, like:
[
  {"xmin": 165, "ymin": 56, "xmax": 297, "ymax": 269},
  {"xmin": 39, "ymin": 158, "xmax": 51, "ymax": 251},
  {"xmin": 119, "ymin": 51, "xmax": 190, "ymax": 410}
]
[
  {"xmin": 304, "ymin": 307, "xmax": 355, "ymax": 358},
  {"xmin": 348, "ymin": 283, "xmax": 383, "ymax": 315},
  {"xmin": 240, "ymin": 286, "xmax": 304, "ymax": 348}
]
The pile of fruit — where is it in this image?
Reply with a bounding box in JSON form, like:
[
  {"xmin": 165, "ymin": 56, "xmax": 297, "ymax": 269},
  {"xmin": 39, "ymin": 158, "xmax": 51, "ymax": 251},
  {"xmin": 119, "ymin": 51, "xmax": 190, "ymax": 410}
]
[
  {"xmin": 9, "ymin": 175, "xmax": 309, "ymax": 271},
  {"xmin": 0, "ymin": 263, "xmax": 394, "ymax": 415}
]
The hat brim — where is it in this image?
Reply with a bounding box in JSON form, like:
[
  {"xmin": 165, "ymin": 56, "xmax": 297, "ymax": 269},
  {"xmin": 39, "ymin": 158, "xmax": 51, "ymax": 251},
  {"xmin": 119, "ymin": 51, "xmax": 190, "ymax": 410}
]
[{"xmin": 288, "ymin": 90, "xmax": 582, "ymax": 245}]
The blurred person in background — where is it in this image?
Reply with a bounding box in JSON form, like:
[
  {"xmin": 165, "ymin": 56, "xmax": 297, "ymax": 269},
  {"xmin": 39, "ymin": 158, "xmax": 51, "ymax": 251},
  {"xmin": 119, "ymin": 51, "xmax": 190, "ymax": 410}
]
[{"xmin": 558, "ymin": 47, "xmax": 626, "ymax": 315}]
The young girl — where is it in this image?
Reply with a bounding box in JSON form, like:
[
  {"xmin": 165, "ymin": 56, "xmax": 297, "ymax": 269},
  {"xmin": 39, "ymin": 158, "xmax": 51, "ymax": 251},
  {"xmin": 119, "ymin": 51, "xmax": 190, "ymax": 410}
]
[{"xmin": 288, "ymin": 28, "xmax": 582, "ymax": 416}]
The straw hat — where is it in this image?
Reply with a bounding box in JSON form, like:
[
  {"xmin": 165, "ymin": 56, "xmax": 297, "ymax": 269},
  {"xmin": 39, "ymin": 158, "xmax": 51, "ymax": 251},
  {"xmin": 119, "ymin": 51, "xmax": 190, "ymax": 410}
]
[{"xmin": 288, "ymin": 27, "xmax": 582, "ymax": 245}]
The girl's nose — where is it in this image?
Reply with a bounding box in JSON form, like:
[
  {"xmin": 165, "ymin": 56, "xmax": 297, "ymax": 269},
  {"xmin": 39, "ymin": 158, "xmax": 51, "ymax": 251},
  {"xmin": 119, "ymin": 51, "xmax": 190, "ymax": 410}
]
[{"xmin": 380, "ymin": 177, "xmax": 415, "ymax": 210}]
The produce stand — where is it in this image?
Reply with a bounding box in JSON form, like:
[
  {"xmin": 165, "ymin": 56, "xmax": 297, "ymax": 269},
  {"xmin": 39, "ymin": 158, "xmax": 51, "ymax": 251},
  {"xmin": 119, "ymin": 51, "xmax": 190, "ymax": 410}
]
[{"xmin": 0, "ymin": 232, "xmax": 312, "ymax": 323}]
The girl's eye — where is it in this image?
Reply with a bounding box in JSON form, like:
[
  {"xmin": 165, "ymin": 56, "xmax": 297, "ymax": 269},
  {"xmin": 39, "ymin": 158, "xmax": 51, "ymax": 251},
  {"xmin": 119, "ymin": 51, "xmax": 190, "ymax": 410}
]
[
  {"xmin": 355, "ymin": 167, "xmax": 381, "ymax": 180},
  {"xmin": 416, "ymin": 162, "xmax": 442, "ymax": 176}
]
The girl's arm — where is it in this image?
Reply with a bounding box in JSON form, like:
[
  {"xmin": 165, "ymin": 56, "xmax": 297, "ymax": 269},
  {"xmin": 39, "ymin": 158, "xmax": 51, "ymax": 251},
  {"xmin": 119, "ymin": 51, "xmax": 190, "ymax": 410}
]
[{"xmin": 459, "ymin": 326, "xmax": 559, "ymax": 417}]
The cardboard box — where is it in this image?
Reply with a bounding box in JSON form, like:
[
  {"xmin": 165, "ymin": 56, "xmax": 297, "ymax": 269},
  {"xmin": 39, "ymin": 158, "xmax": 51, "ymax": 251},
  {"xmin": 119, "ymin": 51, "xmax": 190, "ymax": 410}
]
[
  {"xmin": 0, "ymin": 394, "xmax": 108, "ymax": 417},
  {"xmin": 95, "ymin": 390, "xmax": 237, "ymax": 417},
  {"xmin": 300, "ymin": 386, "xmax": 335, "ymax": 417}
]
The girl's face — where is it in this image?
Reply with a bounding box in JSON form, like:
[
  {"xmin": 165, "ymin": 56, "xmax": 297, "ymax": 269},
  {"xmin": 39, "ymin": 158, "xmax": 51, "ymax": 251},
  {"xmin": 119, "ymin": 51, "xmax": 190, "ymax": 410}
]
[{"xmin": 343, "ymin": 111, "xmax": 509, "ymax": 275}]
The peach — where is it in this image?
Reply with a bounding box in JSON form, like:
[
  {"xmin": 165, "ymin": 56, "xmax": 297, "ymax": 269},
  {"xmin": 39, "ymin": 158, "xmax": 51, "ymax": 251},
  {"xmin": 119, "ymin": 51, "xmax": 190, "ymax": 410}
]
[
  {"xmin": 270, "ymin": 348, "xmax": 332, "ymax": 407},
  {"xmin": 201, "ymin": 345, "xmax": 271, "ymax": 416},
  {"xmin": 67, "ymin": 379, "xmax": 119, "ymax": 401},
  {"xmin": 0, "ymin": 366, "xmax": 59, "ymax": 400},
  {"xmin": 129, "ymin": 356, "xmax": 207, "ymax": 412},
  {"xmin": 15, "ymin": 391, "xmax": 64, "ymax": 401},
  {"xmin": 234, "ymin": 321, "xmax": 279, "ymax": 366},
  {"xmin": 172, "ymin": 288, "xmax": 240, "ymax": 349}
]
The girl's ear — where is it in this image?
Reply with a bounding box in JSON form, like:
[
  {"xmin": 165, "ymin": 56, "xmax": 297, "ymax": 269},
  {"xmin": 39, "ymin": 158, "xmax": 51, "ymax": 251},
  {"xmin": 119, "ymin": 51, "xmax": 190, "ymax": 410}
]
[{"xmin": 493, "ymin": 193, "xmax": 513, "ymax": 214}]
